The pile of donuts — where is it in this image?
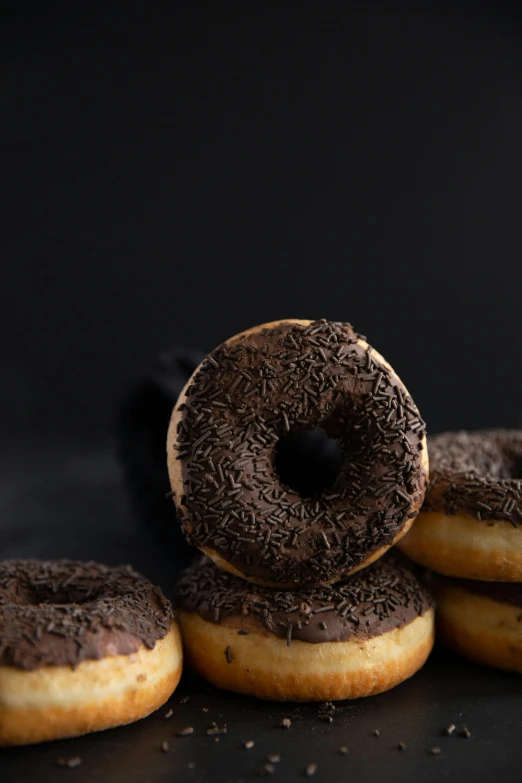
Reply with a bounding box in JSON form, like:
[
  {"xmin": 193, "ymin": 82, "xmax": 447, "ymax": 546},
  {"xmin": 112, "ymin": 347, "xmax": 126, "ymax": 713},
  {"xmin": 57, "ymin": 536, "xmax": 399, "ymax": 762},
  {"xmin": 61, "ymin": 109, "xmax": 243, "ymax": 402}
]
[
  {"xmin": 169, "ymin": 319, "xmax": 434, "ymax": 702},
  {"xmin": 399, "ymin": 428, "xmax": 522, "ymax": 674},
  {"xmin": 1, "ymin": 319, "xmax": 521, "ymax": 748}
]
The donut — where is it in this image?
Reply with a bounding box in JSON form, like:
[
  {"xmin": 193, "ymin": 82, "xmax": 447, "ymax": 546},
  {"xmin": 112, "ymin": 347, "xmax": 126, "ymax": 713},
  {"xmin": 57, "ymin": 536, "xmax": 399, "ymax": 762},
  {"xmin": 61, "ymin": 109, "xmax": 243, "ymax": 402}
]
[
  {"xmin": 0, "ymin": 559, "xmax": 183, "ymax": 746},
  {"xmin": 167, "ymin": 319, "xmax": 428, "ymax": 586},
  {"xmin": 175, "ymin": 554, "xmax": 435, "ymax": 702},
  {"xmin": 398, "ymin": 429, "xmax": 522, "ymax": 581},
  {"xmin": 431, "ymin": 574, "xmax": 522, "ymax": 673}
]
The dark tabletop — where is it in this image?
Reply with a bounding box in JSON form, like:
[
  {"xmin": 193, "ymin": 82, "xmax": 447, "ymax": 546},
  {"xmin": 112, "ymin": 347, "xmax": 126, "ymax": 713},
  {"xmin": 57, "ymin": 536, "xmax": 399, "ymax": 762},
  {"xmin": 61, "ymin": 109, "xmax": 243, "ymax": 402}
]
[{"xmin": 0, "ymin": 442, "xmax": 520, "ymax": 783}]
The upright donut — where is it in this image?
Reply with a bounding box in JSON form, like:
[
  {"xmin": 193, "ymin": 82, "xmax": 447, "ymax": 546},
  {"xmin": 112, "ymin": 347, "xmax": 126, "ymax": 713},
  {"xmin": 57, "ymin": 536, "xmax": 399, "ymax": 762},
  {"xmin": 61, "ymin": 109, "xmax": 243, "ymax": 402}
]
[
  {"xmin": 168, "ymin": 319, "xmax": 428, "ymax": 586},
  {"xmin": 398, "ymin": 429, "xmax": 522, "ymax": 581},
  {"xmin": 0, "ymin": 560, "xmax": 182, "ymax": 746}
]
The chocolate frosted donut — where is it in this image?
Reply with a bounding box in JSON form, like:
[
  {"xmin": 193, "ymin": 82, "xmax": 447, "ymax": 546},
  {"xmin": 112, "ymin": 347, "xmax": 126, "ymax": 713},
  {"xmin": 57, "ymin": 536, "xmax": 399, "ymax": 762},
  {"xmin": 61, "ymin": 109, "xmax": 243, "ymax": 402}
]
[
  {"xmin": 431, "ymin": 573, "xmax": 522, "ymax": 673},
  {"xmin": 0, "ymin": 560, "xmax": 183, "ymax": 745},
  {"xmin": 167, "ymin": 319, "xmax": 428, "ymax": 586},
  {"xmin": 175, "ymin": 555, "xmax": 435, "ymax": 701},
  {"xmin": 398, "ymin": 430, "xmax": 522, "ymax": 581}
]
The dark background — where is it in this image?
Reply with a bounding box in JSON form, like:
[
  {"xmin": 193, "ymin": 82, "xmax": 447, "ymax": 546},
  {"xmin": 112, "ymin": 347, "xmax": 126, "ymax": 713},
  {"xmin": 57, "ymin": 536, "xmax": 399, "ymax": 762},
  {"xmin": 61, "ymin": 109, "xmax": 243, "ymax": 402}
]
[
  {"xmin": 2, "ymin": 6, "xmax": 522, "ymax": 781},
  {"xmin": 2, "ymin": 2, "xmax": 522, "ymax": 443}
]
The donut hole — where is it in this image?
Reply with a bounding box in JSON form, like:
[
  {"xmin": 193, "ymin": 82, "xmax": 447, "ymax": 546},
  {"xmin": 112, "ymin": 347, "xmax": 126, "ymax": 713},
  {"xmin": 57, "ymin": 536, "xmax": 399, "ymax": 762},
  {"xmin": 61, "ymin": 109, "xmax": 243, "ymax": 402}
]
[{"xmin": 274, "ymin": 428, "xmax": 343, "ymax": 498}]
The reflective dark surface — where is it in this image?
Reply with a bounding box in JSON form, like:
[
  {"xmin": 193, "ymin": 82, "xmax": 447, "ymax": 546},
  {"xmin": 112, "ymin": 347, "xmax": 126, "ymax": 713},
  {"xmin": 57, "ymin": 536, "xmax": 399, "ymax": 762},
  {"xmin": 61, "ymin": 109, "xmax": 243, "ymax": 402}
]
[{"xmin": 0, "ymin": 443, "xmax": 519, "ymax": 782}]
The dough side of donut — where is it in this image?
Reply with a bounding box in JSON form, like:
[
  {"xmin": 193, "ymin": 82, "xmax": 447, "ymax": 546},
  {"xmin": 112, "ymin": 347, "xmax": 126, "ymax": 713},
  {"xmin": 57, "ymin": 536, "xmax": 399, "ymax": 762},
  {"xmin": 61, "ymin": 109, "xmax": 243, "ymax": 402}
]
[
  {"xmin": 167, "ymin": 319, "xmax": 428, "ymax": 586},
  {"xmin": 177, "ymin": 609, "xmax": 434, "ymax": 702},
  {"xmin": 0, "ymin": 622, "xmax": 183, "ymax": 746},
  {"xmin": 433, "ymin": 583, "xmax": 522, "ymax": 673},
  {"xmin": 397, "ymin": 510, "xmax": 522, "ymax": 581}
]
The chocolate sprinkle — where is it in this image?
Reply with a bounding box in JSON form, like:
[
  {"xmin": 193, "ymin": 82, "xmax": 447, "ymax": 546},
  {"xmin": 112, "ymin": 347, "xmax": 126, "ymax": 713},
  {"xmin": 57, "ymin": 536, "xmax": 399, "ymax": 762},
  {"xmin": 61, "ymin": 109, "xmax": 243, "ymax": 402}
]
[
  {"xmin": 0, "ymin": 560, "xmax": 172, "ymax": 670},
  {"xmin": 430, "ymin": 747, "xmax": 442, "ymax": 755},
  {"xmin": 305, "ymin": 762, "xmax": 318, "ymax": 777},
  {"xmin": 444, "ymin": 724, "xmax": 456, "ymax": 736},
  {"xmin": 175, "ymin": 554, "xmax": 433, "ymax": 644},
  {"xmin": 206, "ymin": 722, "xmax": 227, "ymax": 736},
  {"xmin": 171, "ymin": 320, "xmax": 427, "ymax": 585},
  {"xmin": 57, "ymin": 757, "xmax": 82, "ymax": 769},
  {"xmin": 243, "ymin": 740, "xmax": 255, "ymax": 749},
  {"xmin": 281, "ymin": 718, "xmax": 292, "ymax": 729},
  {"xmin": 177, "ymin": 727, "xmax": 194, "ymax": 737},
  {"xmin": 423, "ymin": 430, "xmax": 522, "ymax": 526}
]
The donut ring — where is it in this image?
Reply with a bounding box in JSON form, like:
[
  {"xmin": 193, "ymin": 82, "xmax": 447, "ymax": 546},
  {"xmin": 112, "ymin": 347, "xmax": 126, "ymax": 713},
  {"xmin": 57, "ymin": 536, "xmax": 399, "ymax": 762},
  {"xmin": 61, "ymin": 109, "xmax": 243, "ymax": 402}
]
[
  {"xmin": 167, "ymin": 319, "xmax": 428, "ymax": 587},
  {"xmin": 175, "ymin": 555, "xmax": 434, "ymax": 702},
  {"xmin": 398, "ymin": 429, "xmax": 522, "ymax": 581},
  {"xmin": 431, "ymin": 574, "xmax": 522, "ymax": 673},
  {"xmin": 0, "ymin": 560, "xmax": 183, "ymax": 746}
]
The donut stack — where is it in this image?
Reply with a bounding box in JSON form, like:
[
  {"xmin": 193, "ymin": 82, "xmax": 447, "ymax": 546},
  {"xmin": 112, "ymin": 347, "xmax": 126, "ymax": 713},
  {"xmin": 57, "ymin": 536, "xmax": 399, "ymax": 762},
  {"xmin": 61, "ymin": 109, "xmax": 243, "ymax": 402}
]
[
  {"xmin": 398, "ymin": 430, "xmax": 522, "ymax": 674},
  {"xmin": 169, "ymin": 319, "xmax": 435, "ymax": 701}
]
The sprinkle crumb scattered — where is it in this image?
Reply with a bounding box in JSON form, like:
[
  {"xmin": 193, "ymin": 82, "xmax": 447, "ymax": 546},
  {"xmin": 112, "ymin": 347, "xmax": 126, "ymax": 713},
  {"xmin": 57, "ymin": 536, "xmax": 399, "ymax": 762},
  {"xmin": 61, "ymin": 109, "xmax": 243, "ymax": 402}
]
[
  {"xmin": 177, "ymin": 726, "xmax": 194, "ymax": 737},
  {"xmin": 164, "ymin": 709, "xmax": 173, "ymax": 720},
  {"xmin": 202, "ymin": 707, "xmax": 209, "ymax": 712},
  {"xmin": 206, "ymin": 722, "xmax": 227, "ymax": 736},
  {"xmin": 214, "ymin": 737, "xmax": 220, "ymax": 743},
  {"xmin": 180, "ymin": 695, "xmax": 191, "ymax": 704},
  {"xmin": 444, "ymin": 724, "xmax": 456, "ymax": 736},
  {"xmin": 339, "ymin": 746, "xmax": 348, "ymax": 755},
  {"xmin": 225, "ymin": 646, "xmax": 233, "ymax": 664},
  {"xmin": 373, "ymin": 729, "xmax": 380, "ymax": 737},
  {"xmin": 243, "ymin": 740, "xmax": 255, "ymax": 750},
  {"xmin": 462, "ymin": 727, "xmax": 471, "ymax": 738},
  {"xmin": 280, "ymin": 718, "xmax": 292, "ymax": 729},
  {"xmin": 161, "ymin": 741, "xmax": 169, "ymax": 753},
  {"xmin": 305, "ymin": 762, "xmax": 318, "ymax": 777},
  {"xmin": 397, "ymin": 742, "xmax": 406, "ymax": 751},
  {"xmin": 430, "ymin": 747, "xmax": 441, "ymax": 755},
  {"xmin": 267, "ymin": 754, "xmax": 281, "ymax": 763},
  {"xmin": 263, "ymin": 763, "xmax": 276, "ymax": 775},
  {"xmin": 57, "ymin": 757, "xmax": 82, "ymax": 769}
]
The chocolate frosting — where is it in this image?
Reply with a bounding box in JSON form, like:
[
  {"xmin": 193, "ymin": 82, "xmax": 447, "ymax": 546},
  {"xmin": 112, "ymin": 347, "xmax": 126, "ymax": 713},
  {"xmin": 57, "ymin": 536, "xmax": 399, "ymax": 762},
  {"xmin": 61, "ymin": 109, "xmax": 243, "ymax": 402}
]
[
  {"xmin": 175, "ymin": 554, "xmax": 433, "ymax": 644},
  {"xmin": 434, "ymin": 573, "xmax": 522, "ymax": 609},
  {"xmin": 423, "ymin": 430, "xmax": 522, "ymax": 526},
  {"xmin": 0, "ymin": 560, "xmax": 173, "ymax": 670},
  {"xmin": 172, "ymin": 320, "xmax": 427, "ymax": 585}
]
